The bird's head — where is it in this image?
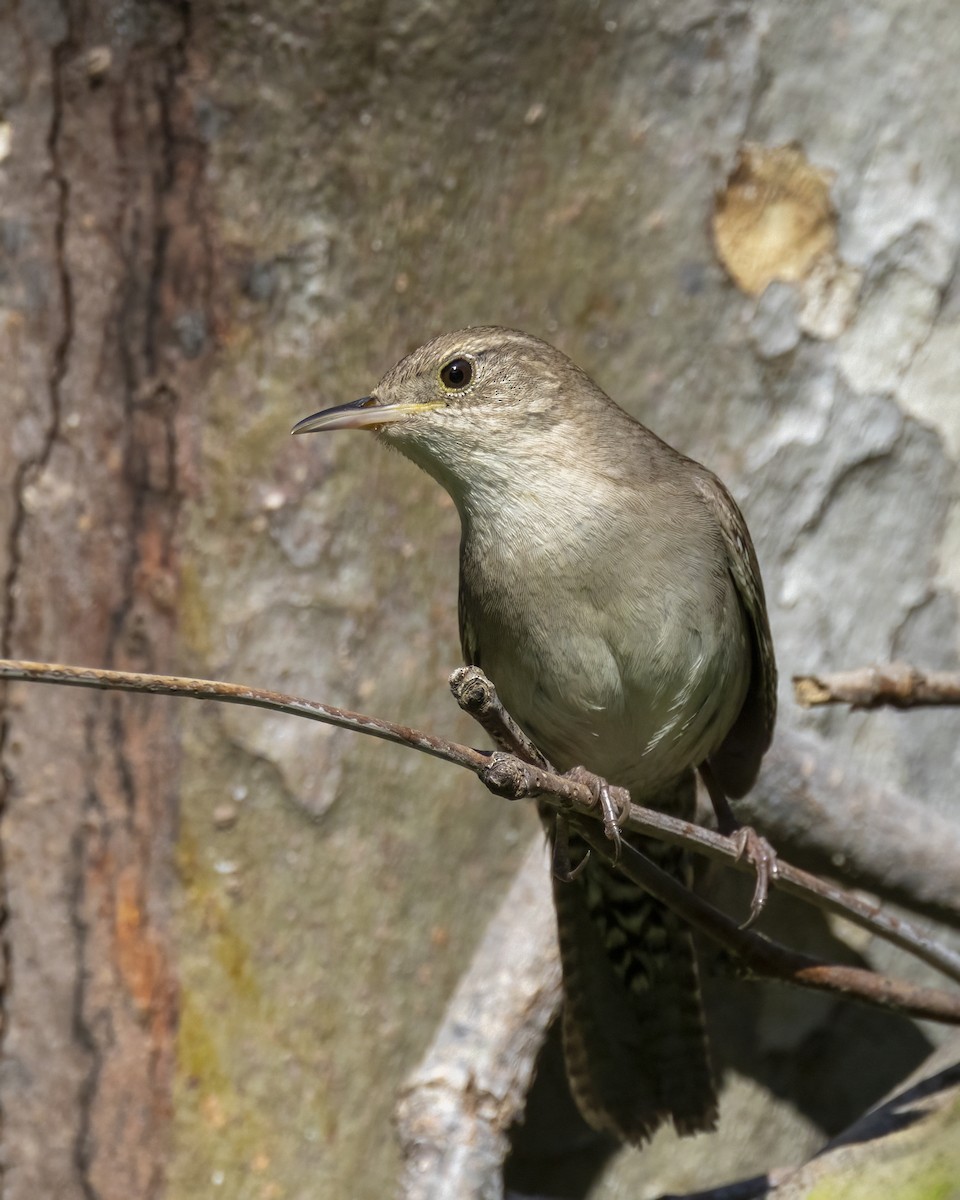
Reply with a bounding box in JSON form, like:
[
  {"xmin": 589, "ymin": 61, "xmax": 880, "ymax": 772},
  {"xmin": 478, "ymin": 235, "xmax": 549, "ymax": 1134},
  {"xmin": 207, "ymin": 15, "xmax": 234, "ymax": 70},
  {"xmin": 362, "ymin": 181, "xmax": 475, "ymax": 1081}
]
[{"xmin": 292, "ymin": 327, "xmax": 607, "ymax": 498}]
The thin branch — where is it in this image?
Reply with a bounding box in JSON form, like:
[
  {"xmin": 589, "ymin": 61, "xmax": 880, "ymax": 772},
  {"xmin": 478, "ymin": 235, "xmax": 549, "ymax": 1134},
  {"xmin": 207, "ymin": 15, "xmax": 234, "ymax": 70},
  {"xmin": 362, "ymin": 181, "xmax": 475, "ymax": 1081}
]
[
  {"xmin": 482, "ymin": 752, "xmax": 960, "ymax": 987},
  {"xmin": 3, "ymin": 658, "xmax": 960, "ymax": 1017},
  {"xmin": 742, "ymin": 728, "xmax": 960, "ymax": 933},
  {"xmin": 794, "ymin": 663, "xmax": 960, "ymax": 709},
  {"xmin": 449, "ymin": 665, "xmax": 548, "ymax": 766},
  {"xmin": 575, "ymin": 823, "xmax": 960, "ymax": 1025},
  {"xmin": 0, "ymin": 658, "xmax": 489, "ymax": 772},
  {"xmin": 451, "ymin": 666, "xmax": 960, "ymax": 988}
]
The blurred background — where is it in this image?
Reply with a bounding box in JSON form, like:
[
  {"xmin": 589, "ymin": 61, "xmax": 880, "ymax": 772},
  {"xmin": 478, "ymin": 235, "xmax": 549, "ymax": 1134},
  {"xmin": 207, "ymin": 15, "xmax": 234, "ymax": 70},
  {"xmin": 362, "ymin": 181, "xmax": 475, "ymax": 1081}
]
[{"xmin": 2, "ymin": 1, "xmax": 960, "ymax": 1197}]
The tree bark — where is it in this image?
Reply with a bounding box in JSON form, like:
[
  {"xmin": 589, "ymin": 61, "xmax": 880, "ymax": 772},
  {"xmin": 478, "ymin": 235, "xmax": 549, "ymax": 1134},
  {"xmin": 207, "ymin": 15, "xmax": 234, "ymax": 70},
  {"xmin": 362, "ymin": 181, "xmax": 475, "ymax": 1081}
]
[{"xmin": 0, "ymin": 4, "xmax": 210, "ymax": 1196}]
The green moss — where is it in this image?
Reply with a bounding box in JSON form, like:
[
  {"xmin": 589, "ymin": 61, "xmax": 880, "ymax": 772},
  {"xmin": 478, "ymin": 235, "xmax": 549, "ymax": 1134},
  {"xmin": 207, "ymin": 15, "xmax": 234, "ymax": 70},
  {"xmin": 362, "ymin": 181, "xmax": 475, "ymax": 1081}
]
[
  {"xmin": 805, "ymin": 1094, "xmax": 960, "ymax": 1200},
  {"xmin": 178, "ymin": 989, "xmax": 226, "ymax": 1092},
  {"xmin": 808, "ymin": 1164, "xmax": 958, "ymax": 1200}
]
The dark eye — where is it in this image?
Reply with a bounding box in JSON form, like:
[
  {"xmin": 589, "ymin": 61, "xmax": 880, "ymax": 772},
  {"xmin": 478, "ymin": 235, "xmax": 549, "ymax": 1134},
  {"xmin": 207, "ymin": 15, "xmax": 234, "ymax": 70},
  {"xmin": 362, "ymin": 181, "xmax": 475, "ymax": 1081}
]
[{"xmin": 439, "ymin": 357, "xmax": 473, "ymax": 390}]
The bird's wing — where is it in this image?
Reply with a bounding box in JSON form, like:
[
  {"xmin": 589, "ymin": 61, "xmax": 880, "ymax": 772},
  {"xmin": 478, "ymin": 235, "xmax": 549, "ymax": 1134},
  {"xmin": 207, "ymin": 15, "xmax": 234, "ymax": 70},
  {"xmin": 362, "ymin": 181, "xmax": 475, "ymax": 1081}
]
[{"xmin": 694, "ymin": 473, "xmax": 777, "ymax": 797}]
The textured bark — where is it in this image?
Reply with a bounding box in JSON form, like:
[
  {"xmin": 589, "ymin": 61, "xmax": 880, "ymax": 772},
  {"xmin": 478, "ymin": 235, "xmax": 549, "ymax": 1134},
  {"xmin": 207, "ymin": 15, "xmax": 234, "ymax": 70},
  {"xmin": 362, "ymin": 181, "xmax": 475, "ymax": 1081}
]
[{"xmin": 0, "ymin": 3, "xmax": 210, "ymax": 1196}]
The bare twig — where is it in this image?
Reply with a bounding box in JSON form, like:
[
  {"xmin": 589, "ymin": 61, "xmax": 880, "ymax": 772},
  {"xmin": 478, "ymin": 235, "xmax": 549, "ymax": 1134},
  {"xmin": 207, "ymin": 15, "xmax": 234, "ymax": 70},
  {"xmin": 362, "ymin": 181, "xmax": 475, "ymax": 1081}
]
[
  {"xmin": 741, "ymin": 728, "xmax": 960, "ymax": 933},
  {"xmin": 575, "ymin": 823, "xmax": 960, "ymax": 1025},
  {"xmin": 3, "ymin": 657, "xmax": 960, "ymax": 1018},
  {"xmin": 477, "ymin": 747, "xmax": 960, "ymax": 1006},
  {"xmin": 449, "ymin": 665, "xmax": 548, "ymax": 767},
  {"xmin": 451, "ymin": 669, "xmax": 960, "ymax": 988},
  {"xmin": 794, "ymin": 663, "xmax": 960, "ymax": 709},
  {"xmin": 0, "ymin": 658, "xmax": 490, "ymax": 773},
  {"xmin": 452, "ymin": 666, "xmax": 960, "ymax": 984}
]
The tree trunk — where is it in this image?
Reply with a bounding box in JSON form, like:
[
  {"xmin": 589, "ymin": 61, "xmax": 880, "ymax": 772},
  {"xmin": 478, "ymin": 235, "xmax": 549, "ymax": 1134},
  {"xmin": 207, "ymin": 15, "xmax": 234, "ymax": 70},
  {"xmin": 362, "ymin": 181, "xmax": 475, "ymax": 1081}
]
[{"xmin": 0, "ymin": 4, "xmax": 210, "ymax": 1196}]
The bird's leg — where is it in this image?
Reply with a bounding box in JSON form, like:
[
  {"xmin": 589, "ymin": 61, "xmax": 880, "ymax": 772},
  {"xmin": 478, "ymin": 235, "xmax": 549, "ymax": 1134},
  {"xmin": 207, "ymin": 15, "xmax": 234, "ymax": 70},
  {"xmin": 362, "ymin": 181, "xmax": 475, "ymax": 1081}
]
[
  {"xmin": 564, "ymin": 766, "xmax": 628, "ymax": 864},
  {"xmin": 597, "ymin": 780, "xmax": 626, "ymax": 863},
  {"xmin": 699, "ymin": 760, "xmax": 777, "ymax": 927},
  {"xmin": 551, "ymin": 814, "xmax": 591, "ymax": 882}
]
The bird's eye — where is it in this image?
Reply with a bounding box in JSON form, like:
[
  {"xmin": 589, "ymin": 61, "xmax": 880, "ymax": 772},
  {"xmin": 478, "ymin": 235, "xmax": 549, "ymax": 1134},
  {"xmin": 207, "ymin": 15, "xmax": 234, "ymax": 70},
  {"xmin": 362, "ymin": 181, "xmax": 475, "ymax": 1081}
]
[{"xmin": 439, "ymin": 357, "xmax": 473, "ymax": 390}]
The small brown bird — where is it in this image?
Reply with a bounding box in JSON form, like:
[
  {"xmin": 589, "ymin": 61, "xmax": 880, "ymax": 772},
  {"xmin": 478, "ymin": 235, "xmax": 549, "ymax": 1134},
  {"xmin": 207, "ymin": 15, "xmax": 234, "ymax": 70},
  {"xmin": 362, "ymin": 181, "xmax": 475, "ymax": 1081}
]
[{"xmin": 293, "ymin": 327, "xmax": 777, "ymax": 1144}]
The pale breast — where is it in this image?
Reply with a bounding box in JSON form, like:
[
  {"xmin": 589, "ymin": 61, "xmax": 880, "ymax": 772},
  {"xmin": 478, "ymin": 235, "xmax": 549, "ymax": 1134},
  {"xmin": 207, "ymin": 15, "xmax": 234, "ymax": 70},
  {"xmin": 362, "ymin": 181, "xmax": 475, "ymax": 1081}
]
[{"xmin": 461, "ymin": 518, "xmax": 750, "ymax": 800}]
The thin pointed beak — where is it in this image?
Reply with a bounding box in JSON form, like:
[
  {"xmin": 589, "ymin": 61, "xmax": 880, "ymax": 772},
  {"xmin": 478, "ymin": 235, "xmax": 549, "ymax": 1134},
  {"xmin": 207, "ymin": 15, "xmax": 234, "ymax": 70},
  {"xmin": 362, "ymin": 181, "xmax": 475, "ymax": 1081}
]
[{"xmin": 291, "ymin": 396, "xmax": 442, "ymax": 435}]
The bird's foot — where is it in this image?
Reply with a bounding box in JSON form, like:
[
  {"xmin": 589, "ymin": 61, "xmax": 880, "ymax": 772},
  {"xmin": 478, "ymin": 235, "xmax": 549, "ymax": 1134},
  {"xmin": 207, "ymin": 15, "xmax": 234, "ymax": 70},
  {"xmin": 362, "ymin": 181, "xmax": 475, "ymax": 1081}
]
[
  {"xmin": 730, "ymin": 826, "xmax": 779, "ymax": 927},
  {"xmin": 565, "ymin": 767, "xmax": 629, "ymax": 864},
  {"xmin": 698, "ymin": 761, "xmax": 778, "ymax": 927},
  {"xmin": 551, "ymin": 814, "xmax": 590, "ymax": 882}
]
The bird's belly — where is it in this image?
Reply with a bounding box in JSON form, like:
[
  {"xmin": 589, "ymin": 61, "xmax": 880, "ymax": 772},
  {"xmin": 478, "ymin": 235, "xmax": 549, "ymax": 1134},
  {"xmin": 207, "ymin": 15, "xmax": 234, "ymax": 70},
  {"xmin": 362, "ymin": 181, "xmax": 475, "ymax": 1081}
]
[{"xmin": 478, "ymin": 617, "xmax": 747, "ymax": 800}]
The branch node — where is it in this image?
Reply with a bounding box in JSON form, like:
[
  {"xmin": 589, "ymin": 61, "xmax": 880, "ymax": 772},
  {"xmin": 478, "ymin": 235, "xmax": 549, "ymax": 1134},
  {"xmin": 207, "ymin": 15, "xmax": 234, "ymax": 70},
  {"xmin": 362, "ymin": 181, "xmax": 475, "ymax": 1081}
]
[
  {"xmin": 478, "ymin": 753, "xmax": 533, "ymax": 800},
  {"xmin": 449, "ymin": 665, "xmax": 491, "ymax": 714},
  {"xmin": 450, "ymin": 666, "xmax": 548, "ymax": 766}
]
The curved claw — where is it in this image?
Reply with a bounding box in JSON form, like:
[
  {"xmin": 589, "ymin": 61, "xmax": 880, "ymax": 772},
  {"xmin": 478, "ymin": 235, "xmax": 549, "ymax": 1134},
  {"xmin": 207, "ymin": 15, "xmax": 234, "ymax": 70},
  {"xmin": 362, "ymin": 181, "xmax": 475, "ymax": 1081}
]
[
  {"xmin": 731, "ymin": 827, "xmax": 779, "ymax": 928},
  {"xmin": 597, "ymin": 781, "xmax": 624, "ymax": 864},
  {"xmin": 552, "ymin": 814, "xmax": 591, "ymax": 882},
  {"xmin": 698, "ymin": 761, "xmax": 779, "ymax": 928},
  {"xmin": 564, "ymin": 767, "xmax": 627, "ymax": 865}
]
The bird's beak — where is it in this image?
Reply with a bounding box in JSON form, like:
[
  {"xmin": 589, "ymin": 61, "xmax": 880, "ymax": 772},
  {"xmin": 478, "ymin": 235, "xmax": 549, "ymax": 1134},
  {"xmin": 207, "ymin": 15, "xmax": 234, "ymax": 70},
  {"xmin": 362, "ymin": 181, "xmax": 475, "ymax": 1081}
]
[{"xmin": 291, "ymin": 396, "xmax": 442, "ymax": 435}]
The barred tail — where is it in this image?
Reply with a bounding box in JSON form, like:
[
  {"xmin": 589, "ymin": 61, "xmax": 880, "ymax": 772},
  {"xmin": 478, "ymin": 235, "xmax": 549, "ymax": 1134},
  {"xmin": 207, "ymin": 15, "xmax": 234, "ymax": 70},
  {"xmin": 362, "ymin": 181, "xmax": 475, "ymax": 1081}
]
[{"xmin": 543, "ymin": 771, "xmax": 717, "ymax": 1144}]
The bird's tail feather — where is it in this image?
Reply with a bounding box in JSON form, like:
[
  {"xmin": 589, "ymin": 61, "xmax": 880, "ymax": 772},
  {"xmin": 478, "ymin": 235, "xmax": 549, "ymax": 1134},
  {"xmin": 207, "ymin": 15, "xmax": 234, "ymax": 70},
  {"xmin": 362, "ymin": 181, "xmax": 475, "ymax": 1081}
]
[{"xmin": 544, "ymin": 771, "xmax": 717, "ymax": 1143}]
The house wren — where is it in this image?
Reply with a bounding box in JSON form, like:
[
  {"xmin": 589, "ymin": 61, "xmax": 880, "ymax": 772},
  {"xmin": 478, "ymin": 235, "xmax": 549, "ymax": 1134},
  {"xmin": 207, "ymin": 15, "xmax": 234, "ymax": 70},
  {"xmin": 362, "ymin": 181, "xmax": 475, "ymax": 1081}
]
[{"xmin": 293, "ymin": 327, "xmax": 777, "ymax": 1144}]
